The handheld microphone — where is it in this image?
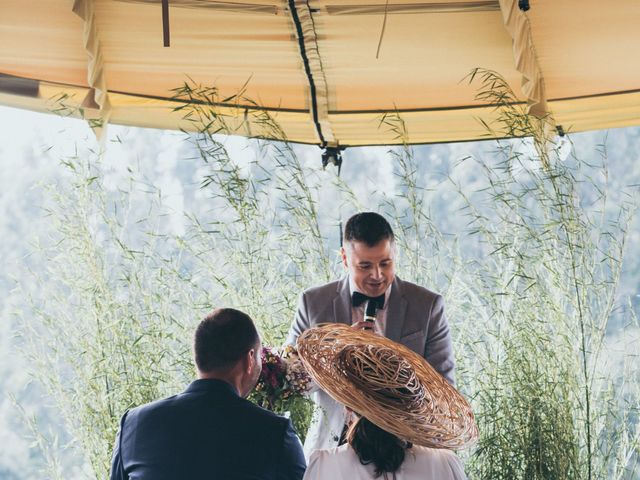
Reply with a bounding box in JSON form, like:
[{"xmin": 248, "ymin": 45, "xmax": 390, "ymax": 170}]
[{"xmin": 363, "ymin": 300, "xmax": 378, "ymax": 330}]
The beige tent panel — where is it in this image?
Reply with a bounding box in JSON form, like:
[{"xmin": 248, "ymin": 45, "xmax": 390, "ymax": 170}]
[
  {"xmin": 1, "ymin": 0, "xmax": 639, "ymax": 146},
  {"xmin": 317, "ymin": 4, "xmax": 523, "ymax": 111},
  {"xmin": 550, "ymin": 92, "xmax": 640, "ymax": 134},
  {"xmin": 95, "ymin": 1, "xmax": 310, "ymax": 110},
  {"xmin": 1, "ymin": 1, "xmax": 88, "ymax": 86},
  {"xmin": 2, "ymin": 80, "xmax": 639, "ymax": 146},
  {"xmin": 32, "ymin": 82, "xmax": 320, "ymax": 143},
  {"xmin": 529, "ymin": 0, "xmax": 640, "ymax": 100}
]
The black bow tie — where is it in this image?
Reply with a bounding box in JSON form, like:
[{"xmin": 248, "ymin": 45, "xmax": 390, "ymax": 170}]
[{"xmin": 351, "ymin": 291, "xmax": 385, "ymax": 310}]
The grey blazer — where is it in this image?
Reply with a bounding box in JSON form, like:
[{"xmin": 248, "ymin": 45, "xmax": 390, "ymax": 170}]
[{"xmin": 285, "ymin": 275, "xmax": 455, "ymax": 455}]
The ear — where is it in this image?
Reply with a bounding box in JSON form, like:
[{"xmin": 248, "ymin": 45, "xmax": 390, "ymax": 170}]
[
  {"xmin": 340, "ymin": 246, "xmax": 349, "ymax": 268},
  {"xmin": 245, "ymin": 348, "xmax": 256, "ymax": 374}
]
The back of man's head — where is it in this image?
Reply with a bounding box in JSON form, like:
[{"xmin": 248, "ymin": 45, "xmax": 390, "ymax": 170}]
[
  {"xmin": 194, "ymin": 308, "xmax": 260, "ymax": 373},
  {"xmin": 344, "ymin": 212, "xmax": 395, "ymax": 247}
]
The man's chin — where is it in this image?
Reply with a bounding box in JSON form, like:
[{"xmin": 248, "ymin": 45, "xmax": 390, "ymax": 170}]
[{"xmin": 364, "ymin": 285, "xmax": 387, "ymax": 297}]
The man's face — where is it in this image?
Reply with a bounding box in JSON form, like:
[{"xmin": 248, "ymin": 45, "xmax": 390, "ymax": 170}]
[{"xmin": 341, "ymin": 239, "xmax": 396, "ymax": 297}]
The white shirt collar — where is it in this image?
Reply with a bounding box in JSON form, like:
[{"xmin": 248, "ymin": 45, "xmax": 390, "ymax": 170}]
[{"xmin": 347, "ymin": 275, "xmax": 392, "ymax": 310}]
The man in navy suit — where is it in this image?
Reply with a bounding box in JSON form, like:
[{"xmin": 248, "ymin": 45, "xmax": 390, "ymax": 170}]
[{"xmin": 110, "ymin": 308, "xmax": 306, "ymax": 480}]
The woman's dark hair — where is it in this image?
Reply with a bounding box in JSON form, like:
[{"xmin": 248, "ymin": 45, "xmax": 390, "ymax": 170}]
[{"xmin": 347, "ymin": 416, "xmax": 412, "ymax": 478}]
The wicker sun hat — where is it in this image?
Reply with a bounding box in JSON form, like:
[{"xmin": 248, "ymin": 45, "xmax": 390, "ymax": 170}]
[{"xmin": 297, "ymin": 323, "xmax": 478, "ymax": 449}]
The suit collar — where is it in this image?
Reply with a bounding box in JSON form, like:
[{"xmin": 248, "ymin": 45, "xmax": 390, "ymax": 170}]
[
  {"xmin": 384, "ymin": 276, "xmax": 407, "ymax": 342},
  {"xmin": 347, "ymin": 275, "xmax": 392, "ymax": 310},
  {"xmin": 336, "ymin": 275, "xmax": 408, "ymax": 341},
  {"xmin": 184, "ymin": 378, "xmax": 239, "ymax": 397},
  {"xmin": 333, "ymin": 276, "xmax": 352, "ymax": 325}
]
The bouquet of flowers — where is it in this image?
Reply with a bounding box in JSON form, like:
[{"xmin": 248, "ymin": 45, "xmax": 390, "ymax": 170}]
[{"xmin": 249, "ymin": 345, "xmax": 313, "ymax": 413}]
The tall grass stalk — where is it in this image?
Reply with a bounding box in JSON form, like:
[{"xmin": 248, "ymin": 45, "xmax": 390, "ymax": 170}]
[
  {"xmin": 454, "ymin": 69, "xmax": 640, "ymax": 479},
  {"xmin": 23, "ymin": 151, "xmax": 200, "ymax": 478},
  {"xmin": 21, "ymin": 75, "xmax": 639, "ymax": 480},
  {"xmin": 170, "ymin": 82, "xmax": 335, "ymax": 344}
]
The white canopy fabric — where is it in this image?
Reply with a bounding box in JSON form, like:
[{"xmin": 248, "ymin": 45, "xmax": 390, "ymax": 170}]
[{"xmin": 1, "ymin": 0, "xmax": 639, "ymax": 146}]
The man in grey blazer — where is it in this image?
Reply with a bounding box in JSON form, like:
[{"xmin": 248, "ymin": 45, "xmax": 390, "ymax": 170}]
[{"xmin": 285, "ymin": 212, "xmax": 455, "ymax": 455}]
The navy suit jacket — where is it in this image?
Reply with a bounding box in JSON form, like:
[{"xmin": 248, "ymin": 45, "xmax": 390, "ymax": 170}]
[{"xmin": 110, "ymin": 379, "xmax": 306, "ymax": 480}]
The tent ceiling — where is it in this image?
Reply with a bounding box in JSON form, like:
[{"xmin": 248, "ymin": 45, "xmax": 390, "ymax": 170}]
[{"xmin": 1, "ymin": 0, "xmax": 639, "ymax": 146}]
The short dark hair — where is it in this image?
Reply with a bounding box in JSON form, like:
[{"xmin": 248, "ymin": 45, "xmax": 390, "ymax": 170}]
[
  {"xmin": 344, "ymin": 212, "xmax": 394, "ymax": 247},
  {"xmin": 194, "ymin": 308, "xmax": 260, "ymax": 372}
]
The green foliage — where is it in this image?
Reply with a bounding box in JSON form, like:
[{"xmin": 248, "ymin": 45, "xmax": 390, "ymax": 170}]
[
  {"xmin": 171, "ymin": 82, "xmax": 335, "ymax": 345},
  {"xmin": 455, "ymin": 69, "xmax": 640, "ymax": 480},
  {"xmin": 22, "ymin": 75, "xmax": 640, "ymax": 480},
  {"xmin": 23, "ymin": 151, "xmax": 201, "ymax": 478}
]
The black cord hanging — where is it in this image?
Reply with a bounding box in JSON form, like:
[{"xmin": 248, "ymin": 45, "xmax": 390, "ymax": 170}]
[{"xmin": 321, "ymin": 146, "xmax": 344, "ymax": 176}]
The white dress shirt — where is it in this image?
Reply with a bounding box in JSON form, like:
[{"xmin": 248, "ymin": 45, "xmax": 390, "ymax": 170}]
[{"xmin": 348, "ymin": 276, "xmax": 392, "ymax": 336}]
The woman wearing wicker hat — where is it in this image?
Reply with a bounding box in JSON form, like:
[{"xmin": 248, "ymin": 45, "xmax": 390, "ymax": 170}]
[{"xmin": 296, "ymin": 324, "xmax": 477, "ymax": 480}]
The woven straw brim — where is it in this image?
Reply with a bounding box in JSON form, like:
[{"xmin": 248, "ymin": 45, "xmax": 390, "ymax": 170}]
[{"xmin": 297, "ymin": 324, "xmax": 478, "ymax": 449}]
